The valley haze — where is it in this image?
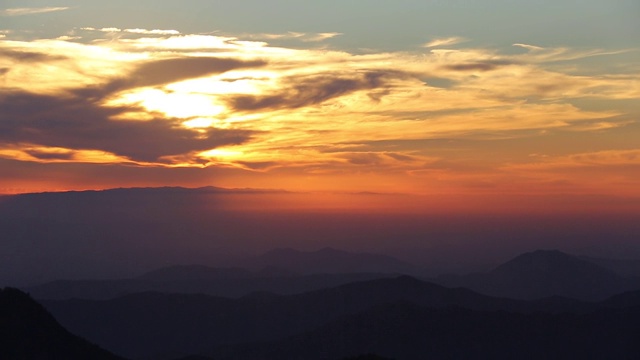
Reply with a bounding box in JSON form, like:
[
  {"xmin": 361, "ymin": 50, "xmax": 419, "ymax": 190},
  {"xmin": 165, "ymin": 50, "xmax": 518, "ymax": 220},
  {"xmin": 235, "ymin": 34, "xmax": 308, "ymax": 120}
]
[{"xmin": 1, "ymin": 187, "xmax": 639, "ymax": 287}]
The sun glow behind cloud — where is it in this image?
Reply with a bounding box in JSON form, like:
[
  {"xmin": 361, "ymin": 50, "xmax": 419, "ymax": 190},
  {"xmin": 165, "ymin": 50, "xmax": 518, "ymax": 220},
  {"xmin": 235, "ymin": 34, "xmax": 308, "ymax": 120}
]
[{"xmin": 0, "ymin": 25, "xmax": 639, "ymax": 201}]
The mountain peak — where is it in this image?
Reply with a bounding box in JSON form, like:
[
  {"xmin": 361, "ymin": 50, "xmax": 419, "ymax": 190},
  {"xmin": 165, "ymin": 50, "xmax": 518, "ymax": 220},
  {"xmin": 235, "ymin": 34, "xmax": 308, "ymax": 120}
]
[{"xmin": 492, "ymin": 249, "xmax": 613, "ymax": 276}]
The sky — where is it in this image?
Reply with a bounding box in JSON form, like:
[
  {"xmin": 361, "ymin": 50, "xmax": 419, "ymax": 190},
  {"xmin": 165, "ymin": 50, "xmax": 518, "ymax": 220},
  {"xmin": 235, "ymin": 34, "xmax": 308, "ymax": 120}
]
[{"xmin": 1, "ymin": 0, "xmax": 639, "ymax": 213}]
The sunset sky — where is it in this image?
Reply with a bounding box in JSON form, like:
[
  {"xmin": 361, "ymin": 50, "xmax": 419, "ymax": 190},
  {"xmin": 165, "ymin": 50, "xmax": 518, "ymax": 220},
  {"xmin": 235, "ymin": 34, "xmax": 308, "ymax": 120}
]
[{"xmin": 1, "ymin": 0, "xmax": 639, "ymax": 212}]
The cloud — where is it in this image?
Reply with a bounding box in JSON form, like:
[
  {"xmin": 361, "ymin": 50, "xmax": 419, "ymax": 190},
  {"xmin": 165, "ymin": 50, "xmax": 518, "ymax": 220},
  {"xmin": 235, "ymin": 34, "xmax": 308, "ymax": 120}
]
[
  {"xmin": 511, "ymin": 149, "xmax": 640, "ymax": 170},
  {"xmin": 1, "ymin": 7, "xmax": 68, "ymax": 16},
  {"xmin": 81, "ymin": 27, "xmax": 180, "ymax": 35},
  {"xmin": 1, "ymin": 30, "xmax": 638, "ymax": 193},
  {"xmin": 444, "ymin": 60, "xmax": 514, "ymax": 72},
  {"xmin": 113, "ymin": 57, "xmax": 266, "ymax": 92},
  {"xmin": 513, "ymin": 43, "xmax": 544, "ymax": 52},
  {"xmin": 423, "ymin": 36, "xmax": 467, "ymax": 48},
  {"xmin": 302, "ymin": 32, "xmax": 342, "ymax": 42},
  {"xmin": 0, "ymin": 91, "xmax": 255, "ymax": 163},
  {"xmin": 0, "ymin": 49, "xmax": 67, "ymax": 62},
  {"xmin": 227, "ymin": 70, "xmax": 406, "ymax": 111},
  {"xmin": 23, "ymin": 148, "xmax": 75, "ymax": 161},
  {"xmin": 238, "ymin": 31, "xmax": 341, "ymax": 42},
  {"xmin": 124, "ymin": 28, "xmax": 180, "ymax": 35}
]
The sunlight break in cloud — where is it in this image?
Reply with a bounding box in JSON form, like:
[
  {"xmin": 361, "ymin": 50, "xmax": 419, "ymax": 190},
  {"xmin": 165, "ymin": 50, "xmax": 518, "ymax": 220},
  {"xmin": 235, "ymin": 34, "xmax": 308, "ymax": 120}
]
[{"xmin": 1, "ymin": 7, "xmax": 69, "ymax": 16}]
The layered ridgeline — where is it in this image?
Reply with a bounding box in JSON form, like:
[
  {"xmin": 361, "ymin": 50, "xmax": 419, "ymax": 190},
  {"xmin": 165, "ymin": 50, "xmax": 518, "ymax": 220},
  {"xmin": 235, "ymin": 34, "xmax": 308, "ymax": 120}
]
[
  {"xmin": 0, "ymin": 288, "xmax": 123, "ymax": 360},
  {"xmin": 41, "ymin": 276, "xmax": 640, "ymax": 360},
  {"xmin": 27, "ymin": 248, "xmax": 640, "ymax": 302},
  {"xmin": 436, "ymin": 249, "xmax": 640, "ymax": 301},
  {"xmin": 26, "ymin": 247, "xmax": 417, "ymax": 300}
]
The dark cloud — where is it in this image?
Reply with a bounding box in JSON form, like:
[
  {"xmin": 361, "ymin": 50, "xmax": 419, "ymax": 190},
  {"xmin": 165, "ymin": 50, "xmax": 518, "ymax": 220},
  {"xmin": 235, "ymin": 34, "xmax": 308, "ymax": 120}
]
[
  {"xmin": 0, "ymin": 49, "xmax": 68, "ymax": 62},
  {"xmin": 385, "ymin": 152, "xmax": 416, "ymax": 162},
  {"xmin": 0, "ymin": 56, "xmax": 265, "ymax": 162},
  {"xmin": 24, "ymin": 149, "xmax": 74, "ymax": 160},
  {"xmin": 236, "ymin": 161, "xmax": 280, "ymax": 170},
  {"xmin": 0, "ymin": 68, "xmax": 9, "ymax": 76},
  {"xmin": 126, "ymin": 57, "xmax": 266, "ymax": 89},
  {"xmin": 70, "ymin": 57, "xmax": 267, "ymax": 101},
  {"xmin": 342, "ymin": 153, "xmax": 385, "ymax": 166},
  {"xmin": 227, "ymin": 70, "xmax": 406, "ymax": 111},
  {"xmin": 444, "ymin": 60, "xmax": 514, "ymax": 72},
  {"xmin": 0, "ymin": 91, "xmax": 254, "ymax": 162}
]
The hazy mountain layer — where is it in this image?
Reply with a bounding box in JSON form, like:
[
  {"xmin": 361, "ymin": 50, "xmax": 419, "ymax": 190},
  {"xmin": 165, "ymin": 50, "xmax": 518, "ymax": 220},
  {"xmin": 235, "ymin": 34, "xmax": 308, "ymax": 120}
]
[{"xmin": 436, "ymin": 250, "xmax": 640, "ymax": 301}]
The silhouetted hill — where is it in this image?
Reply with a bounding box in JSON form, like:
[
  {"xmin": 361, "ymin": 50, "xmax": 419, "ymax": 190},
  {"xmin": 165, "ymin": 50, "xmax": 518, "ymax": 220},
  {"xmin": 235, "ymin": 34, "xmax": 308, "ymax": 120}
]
[
  {"xmin": 251, "ymin": 247, "xmax": 418, "ymax": 275},
  {"xmin": 41, "ymin": 276, "xmax": 589, "ymax": 359},
  {"xmin": 213, "ymin": 302, "xmax": 640, "ymax": 360},
  {"xmin": 436, "ymin": 250, "xmax": 639, "ymax": 300},
  {"xmin": 0, "ymin": 287, "xmax": 123, "ymax": 360}
]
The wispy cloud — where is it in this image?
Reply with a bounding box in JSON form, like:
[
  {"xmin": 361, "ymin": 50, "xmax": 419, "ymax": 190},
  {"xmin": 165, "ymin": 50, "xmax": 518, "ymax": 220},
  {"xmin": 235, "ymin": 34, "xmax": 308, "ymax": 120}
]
[
  {"xmin": 241, "ymin": 31, "xmax": 341, "ymax": 42},
  {"xmin": 81, "ymin": 27, "xmax": 180, "ymax": 35},
  {"xmin": 302, "ymin": 32, "xmax": 342, "ymax": 42},
  {"xmin": 1, "ymin": 7, "xmax": 69, "ymax": 16},
  {"xmin": 511, "ymin": 149, "xmax": 640, "ymax": 169},
  {"xmin": 513, "ymin": 43, "xmax": 544, "ymax": 52},
  {"xmin": 423, "ymin": 36, "xmax": 466, "ymax": 48}
]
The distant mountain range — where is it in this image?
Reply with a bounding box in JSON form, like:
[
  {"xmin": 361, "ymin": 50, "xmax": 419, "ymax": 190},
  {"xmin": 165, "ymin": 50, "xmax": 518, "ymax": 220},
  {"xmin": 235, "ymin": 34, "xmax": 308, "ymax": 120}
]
[
  {"xmin": 26, "ymin": 247, "xmax": 416, "ymax": 300},
  {"xmin": 40, "ymin": 275, "xmax": 640, "ymax": 360},
  {"xmin": 436, "ymin": 249, "xmax": 640, "ymax": 301},
  {"xmin": 27, "ymin": 248, "xmax": 640, "ymax": 303},
  {"xmin": 0, "ymin": 287, "xmax": 123, "ymax": 360}
]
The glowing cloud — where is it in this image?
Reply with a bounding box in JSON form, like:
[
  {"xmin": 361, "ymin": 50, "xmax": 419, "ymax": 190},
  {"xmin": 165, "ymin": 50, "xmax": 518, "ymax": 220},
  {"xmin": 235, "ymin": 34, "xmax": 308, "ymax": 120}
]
[{"xmin": 423, "ymin": 36, "xmax": 467, "ymax": 48}]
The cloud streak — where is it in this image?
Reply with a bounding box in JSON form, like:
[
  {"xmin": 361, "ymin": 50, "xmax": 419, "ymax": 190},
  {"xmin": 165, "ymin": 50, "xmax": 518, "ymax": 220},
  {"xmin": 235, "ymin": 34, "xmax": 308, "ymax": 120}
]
[
  {"xmin": 1, "ymin": 7, "xmax": 69, "ymax": 16},
  {"xmin": 423, "ymin": 36, "xmax": 467, "ymax": 48},
  {"xmin": 227, "ymin": 70, "xmax": 405, "ymax": 111}
]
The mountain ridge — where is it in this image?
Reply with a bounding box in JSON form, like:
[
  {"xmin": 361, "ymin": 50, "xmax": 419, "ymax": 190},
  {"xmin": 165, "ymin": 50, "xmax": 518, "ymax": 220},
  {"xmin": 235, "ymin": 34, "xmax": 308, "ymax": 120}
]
[{"xmin": 436, "ymin": 249, "xmax": 639, "ymax": 301}]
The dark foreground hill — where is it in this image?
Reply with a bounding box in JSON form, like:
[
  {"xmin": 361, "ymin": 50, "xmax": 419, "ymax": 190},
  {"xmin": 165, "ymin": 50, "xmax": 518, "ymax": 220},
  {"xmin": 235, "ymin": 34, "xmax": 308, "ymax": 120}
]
[
  {"xmin": 213, "ymin": 302, "xmax": 640, "ymax": 360},
  {"xmin": 436, "ymin": 250, "xmax": 639, "ymax": 301},
  {"xmin": 42, "ymin": 276, "xmax": 600, "ymax": 359},
  {"xmin": 0, "ymin": 287, "xmax": 123, "ymax": 360}
]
